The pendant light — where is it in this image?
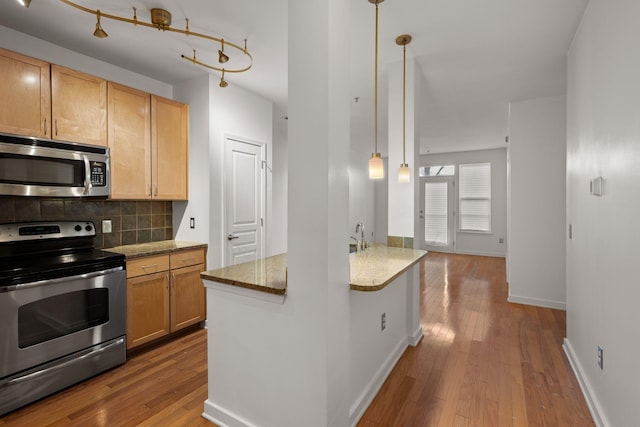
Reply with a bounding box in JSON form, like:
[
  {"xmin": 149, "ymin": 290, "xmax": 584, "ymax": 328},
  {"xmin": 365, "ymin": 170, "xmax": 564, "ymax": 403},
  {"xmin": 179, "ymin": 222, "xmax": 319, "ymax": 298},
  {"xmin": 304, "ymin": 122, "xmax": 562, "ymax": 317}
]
[
  {"xmin": 396, "ymin": 34, "xmax": 412, "ymax": 183},
  {"xmin": 368, "ymin": 0, "xmax": 385, "ymax": 180}
]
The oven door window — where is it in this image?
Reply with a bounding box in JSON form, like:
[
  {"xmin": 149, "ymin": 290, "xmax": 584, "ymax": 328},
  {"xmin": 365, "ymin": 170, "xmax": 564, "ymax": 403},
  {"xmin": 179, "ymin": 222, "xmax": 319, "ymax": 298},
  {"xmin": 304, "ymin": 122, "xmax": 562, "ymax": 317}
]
[
  {"xmin": 0, "ymin": 153, "xmax": 85, "ymax": 187},
  {"xmin": 18, "ymin": 289, "xmax": 109, "ymax": 348}
]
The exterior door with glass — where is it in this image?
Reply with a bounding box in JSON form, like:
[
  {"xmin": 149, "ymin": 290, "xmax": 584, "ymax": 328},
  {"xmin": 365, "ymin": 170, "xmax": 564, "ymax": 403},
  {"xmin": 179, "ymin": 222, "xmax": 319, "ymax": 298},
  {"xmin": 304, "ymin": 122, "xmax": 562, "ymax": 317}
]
[{"xmin": 420, "ymin": 176, "xmax": 455, "ymax": 253}]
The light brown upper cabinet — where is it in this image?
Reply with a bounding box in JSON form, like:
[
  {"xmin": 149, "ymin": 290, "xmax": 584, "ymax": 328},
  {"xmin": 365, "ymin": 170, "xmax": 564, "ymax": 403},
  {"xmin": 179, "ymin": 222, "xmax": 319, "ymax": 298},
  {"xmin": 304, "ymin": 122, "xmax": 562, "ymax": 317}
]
[
  {"xmin": 51, "ymin": 65, "xmax": 107, "ymax": 147},
  {"xmin": 0, "ymin": 48, "xmax": 51, "ymax": 138},
  {"xmin": 107, "ymin": 82, "xmax": 152, "ymax": 199},
  {"xmin": 108, "ymin": 87, "xmax": 188, "ymax": 200},
  {"xmin": 152, "ymin": 96, "xmax": 189, "ymax": 200}
]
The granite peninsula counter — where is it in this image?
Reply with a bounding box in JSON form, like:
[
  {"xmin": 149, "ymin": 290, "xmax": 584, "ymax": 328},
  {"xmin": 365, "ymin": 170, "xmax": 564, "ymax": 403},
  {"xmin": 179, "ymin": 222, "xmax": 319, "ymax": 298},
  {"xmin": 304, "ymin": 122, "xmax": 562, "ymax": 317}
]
[{"xmin": 200, "ymin": 245, "xmax": 426, "ymax": 294}]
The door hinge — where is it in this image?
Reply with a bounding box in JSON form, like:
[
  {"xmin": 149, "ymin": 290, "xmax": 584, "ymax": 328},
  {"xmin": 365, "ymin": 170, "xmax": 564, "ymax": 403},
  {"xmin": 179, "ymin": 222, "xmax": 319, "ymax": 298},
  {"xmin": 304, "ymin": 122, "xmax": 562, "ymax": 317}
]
[
  {"xmin": 569, "ymin": 224, "xmax": 572, "ymax": 239},
  {"xmin": 261, "ymin": 218, "xmax": 264, "ymax": 226}
]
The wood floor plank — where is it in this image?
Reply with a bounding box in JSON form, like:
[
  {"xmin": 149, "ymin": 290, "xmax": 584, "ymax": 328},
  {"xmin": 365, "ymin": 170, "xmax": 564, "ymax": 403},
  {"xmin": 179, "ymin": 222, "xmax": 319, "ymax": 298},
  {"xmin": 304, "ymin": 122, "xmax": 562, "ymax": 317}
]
[{"xmin": 1, "ymin": 252, "xmax": 594, "ymax": 427}]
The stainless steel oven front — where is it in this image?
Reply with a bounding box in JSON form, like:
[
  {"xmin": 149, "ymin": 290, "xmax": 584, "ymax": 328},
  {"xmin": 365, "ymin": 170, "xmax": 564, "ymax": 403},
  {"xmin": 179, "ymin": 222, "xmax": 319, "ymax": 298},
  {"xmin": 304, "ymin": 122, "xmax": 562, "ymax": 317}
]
[
  {"xmin": 0, "ymin": 221, "xmax": 126, "ymax": 416},
  {"xmin": 0, "ymin": 267, "xmax": 125, "ymax": 379}
]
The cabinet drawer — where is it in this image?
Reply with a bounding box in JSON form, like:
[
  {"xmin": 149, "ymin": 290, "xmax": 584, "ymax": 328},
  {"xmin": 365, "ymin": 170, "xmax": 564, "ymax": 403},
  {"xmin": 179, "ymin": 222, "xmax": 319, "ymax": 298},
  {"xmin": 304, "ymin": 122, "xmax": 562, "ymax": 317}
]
[
  {"xmin": 127, "ymin": 255, "xmax": 170, "ymax": 278},
  {"xmin": 170, "ymin": 249, "xmax": 205, "ymax": 269}
]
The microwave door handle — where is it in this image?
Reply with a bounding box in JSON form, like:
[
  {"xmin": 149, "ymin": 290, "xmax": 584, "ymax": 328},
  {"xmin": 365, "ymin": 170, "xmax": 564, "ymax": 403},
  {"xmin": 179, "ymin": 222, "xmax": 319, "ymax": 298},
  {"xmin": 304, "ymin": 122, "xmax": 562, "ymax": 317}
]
[{"xmin": 83, "ymin": 157, "xmax": 91, "ymax": 195}]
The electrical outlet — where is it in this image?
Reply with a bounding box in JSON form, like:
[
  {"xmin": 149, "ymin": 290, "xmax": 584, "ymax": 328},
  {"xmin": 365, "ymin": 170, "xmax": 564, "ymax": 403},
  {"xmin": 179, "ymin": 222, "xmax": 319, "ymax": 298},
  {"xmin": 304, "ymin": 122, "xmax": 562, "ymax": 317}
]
[
  {"xmin": 190, "ymin": 217, "xmax": 195, "ymax": 229},
  {"xmin": 102, "ymin": 219, "xmax": 112, "ymax": 234},
  {"xmin": 499, "ymin": 237, "xmax": 504, "ymax": 244},
  {"xmin": 381, "ymin": 312, "xmax": 386, "ymax": 331},
  {"xmin": 597, "ymin": 345, "xmax": 603, "ymax": 370}
]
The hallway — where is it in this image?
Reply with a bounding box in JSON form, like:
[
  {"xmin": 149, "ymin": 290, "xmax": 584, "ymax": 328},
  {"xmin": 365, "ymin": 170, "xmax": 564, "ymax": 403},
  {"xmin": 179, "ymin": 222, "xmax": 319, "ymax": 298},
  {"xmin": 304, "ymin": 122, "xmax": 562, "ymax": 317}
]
[{"xmin": 358, "ymin": 252, "xmax": 594, "ymax": 426}]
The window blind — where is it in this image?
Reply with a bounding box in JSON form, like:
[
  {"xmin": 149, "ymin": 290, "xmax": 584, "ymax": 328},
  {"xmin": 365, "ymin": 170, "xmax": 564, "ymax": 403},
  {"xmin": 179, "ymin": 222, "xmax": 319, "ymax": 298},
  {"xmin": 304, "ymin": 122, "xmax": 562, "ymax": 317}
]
[{"xmin": 459, "ymin": 163, "xmax": 491, "ymax": 232}]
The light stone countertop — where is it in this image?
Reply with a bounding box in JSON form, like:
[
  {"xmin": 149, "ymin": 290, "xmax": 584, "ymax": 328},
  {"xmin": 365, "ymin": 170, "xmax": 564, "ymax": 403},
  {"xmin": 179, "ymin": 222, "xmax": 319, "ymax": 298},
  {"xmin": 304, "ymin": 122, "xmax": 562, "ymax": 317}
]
[
  {"xmin": 349, "ymin": 245, "xmax": 427, "ymax": 291},
  {"xmin": 201, "ymin": 253, "xmax": 288, "ymax": 295},
  {"xmin": 201, "ymin": 245, "xmax": 427, "ymax": 294},
  {"xmin": 105, "ymin": 240, "xmax": 208, "ymax": 259}
]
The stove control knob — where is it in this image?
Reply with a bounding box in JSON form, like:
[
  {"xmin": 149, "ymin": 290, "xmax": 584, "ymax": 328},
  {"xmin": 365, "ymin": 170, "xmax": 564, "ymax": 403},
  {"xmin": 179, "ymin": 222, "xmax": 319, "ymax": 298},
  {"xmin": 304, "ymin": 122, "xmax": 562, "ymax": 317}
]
[
  {"xmin": 85, "ymin": 225, "xmax": 93, "ymax": 232},
  {"xmin": 74, "ymin": 225, "xmax": 82, "ymax": 232}
]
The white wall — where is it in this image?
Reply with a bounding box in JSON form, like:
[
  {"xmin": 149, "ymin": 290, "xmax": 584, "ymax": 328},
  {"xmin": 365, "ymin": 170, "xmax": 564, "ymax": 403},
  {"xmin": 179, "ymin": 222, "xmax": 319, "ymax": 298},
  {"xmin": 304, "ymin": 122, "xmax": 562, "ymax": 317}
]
[
  {"xmin": 349, "ymin": 147, "xmax": 376, "ymax": 244},
  {"xmin": 387, "ymin": 61, "xmax": 417, "ymax": 240},
  {"xmin": 271, "ymin": 113, "xmax": 288, "ymax": 255},
  {"xmin": 565, "ymin": 1, "xmax": 640, "ymax": 426},
  {"xmin": 419, "ymin": 148, "xmax": 508, "ymax": 257},
  {"xmin": 508, "ymin": 96, "xmax": 566, "ymax": 309},
  {"xmin": 0, "ymin": 26, "xmax": 171, "ymax": 98},
  {"xmin": 173, "ymin": 75, "xmax": 211, "ymax": 247}
]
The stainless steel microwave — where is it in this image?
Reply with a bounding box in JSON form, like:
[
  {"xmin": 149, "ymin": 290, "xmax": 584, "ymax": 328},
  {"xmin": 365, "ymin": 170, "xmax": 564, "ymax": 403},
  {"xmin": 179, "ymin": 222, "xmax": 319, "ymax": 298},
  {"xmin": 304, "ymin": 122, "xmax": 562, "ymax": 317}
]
[{"xmin": 0, "ymin": 133, "xmax": 110, "ymax": 197}]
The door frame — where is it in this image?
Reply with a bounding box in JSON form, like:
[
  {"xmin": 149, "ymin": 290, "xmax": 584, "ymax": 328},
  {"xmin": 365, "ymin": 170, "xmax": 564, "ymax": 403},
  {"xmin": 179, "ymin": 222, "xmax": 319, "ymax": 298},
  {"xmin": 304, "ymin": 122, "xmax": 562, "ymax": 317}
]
[
  {"xmin": 222, "ymin": 135, "xmax": 267, "ymax": 266},
  {"xmin": 419, "ymin": 175, "xmax": 456, "ymax": 253}
]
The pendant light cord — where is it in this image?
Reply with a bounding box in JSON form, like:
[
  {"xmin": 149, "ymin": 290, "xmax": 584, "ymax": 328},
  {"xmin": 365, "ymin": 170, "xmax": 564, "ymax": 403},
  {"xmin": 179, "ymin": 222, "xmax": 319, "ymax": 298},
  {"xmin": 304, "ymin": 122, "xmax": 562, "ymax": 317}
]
[
  {"xmin": 374, "ymin": 2, "xmax": 379, "ymax": 155},
  {"xmin": 402, "ymin": 42, "xmax": 406, "ymax": 164}
]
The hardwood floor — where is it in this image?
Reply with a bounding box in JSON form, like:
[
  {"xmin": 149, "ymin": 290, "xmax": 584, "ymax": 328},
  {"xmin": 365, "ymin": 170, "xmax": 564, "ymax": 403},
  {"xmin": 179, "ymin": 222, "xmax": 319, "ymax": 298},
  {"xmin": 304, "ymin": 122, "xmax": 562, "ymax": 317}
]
[
  {"xmin": 358, "ymin": 252, "xmax": 594, "ymax": 426},
  {"xmin": 0, "ymin": 329, "xmax": 212, "ymax": 427},
  {"xmin": 0, "ymin": 252, "xmax": 593, "ymax": 426}
]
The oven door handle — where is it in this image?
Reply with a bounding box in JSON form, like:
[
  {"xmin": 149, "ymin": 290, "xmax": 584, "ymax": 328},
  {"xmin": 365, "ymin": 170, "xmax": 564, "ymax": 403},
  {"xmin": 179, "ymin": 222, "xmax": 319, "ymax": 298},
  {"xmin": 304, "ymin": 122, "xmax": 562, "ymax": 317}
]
[
  {"xmin": 0, "ymin": 266, "xmax": 124, "ymax": 293},
  {"xmin": 0, "ymin": 337, "xmax": 125, "ymax": 388}
]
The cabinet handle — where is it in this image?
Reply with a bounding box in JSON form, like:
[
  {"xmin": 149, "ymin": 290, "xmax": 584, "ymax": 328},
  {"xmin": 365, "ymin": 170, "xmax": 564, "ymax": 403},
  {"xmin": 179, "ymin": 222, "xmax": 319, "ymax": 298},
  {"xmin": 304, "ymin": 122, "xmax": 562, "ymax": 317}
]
[
  {"xmin": 166, "ymin": 273, "xmax": 170, "ymax": 289},
  {"xmin": 148, "ymin": 185, "xmax": 152, "ymax": 197},
  {"xmin": 154, "ymin": 186, "xmax": 158, "ymax": 197},
  {"xmin": 43, "ymin": 118, "xmax": 47, "ymax": 135},
  {"xmin": 55, "ymin": 119, "xmax": 58, "ymax": 136},
  {"xmin": 171, "ymin": 273, "xmax": 176, "ymax": 288},
  {"xmin": 141, "ymin": 264, "xmax": 158, "ymax": 273}
]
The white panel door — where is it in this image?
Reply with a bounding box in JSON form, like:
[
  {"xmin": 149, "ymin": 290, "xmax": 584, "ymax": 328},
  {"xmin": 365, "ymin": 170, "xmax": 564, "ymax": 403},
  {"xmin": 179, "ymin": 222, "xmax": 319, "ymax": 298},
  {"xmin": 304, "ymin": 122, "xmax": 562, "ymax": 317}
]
[
  {"xmin": 224, "ymin": 138, "xmax": 265, "ymax": 266},
  {"xmin": 419, "ymin": 176, "xmax": 455, "ymax": 253}
]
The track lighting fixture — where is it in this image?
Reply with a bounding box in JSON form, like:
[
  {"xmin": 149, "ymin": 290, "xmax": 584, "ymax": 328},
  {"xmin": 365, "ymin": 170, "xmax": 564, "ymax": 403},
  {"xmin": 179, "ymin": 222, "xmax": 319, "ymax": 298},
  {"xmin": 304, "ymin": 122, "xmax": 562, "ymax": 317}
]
[
  {"xmin": 93, "ymin": 10, "xmax": 108, "ymax": 38},
  {"xmin": 45, "ymin": 0, "xmax": 253, "ymax": 87},
  {"xmin": 218, "ymin": 39, "xmax": 229, "ymax": 64}
]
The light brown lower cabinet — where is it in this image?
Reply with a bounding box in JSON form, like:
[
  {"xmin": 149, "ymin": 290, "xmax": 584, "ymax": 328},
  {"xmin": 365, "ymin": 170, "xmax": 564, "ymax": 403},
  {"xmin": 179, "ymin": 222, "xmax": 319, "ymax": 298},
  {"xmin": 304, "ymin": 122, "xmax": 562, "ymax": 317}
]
[{"xmin": 126, "ymin": 248, "xmax": 206, "ymax": 350}]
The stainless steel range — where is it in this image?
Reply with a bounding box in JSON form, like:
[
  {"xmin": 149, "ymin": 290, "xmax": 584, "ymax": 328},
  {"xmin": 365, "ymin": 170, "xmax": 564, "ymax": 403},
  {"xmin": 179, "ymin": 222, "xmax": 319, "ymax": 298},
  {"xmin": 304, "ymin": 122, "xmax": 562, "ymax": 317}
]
[{"xmin": 0, "ymin": 221, "xmax": 126, "ymax": 416}]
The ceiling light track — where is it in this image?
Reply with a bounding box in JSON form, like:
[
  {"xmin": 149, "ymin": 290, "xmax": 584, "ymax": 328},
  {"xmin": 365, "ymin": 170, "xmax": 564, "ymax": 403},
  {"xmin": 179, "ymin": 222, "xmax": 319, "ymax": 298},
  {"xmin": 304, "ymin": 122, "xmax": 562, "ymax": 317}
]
[{"xmin": 57, "ymin": 0, "xmax": 253, "ymax": 86}]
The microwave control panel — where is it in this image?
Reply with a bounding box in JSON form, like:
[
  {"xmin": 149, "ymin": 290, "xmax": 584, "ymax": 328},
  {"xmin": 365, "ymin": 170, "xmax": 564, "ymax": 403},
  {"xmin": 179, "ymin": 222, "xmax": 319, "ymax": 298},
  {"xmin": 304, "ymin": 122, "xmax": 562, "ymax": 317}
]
[{"xmin": 90, "ymin": 162, "xmax": 107, "ymax": 187}]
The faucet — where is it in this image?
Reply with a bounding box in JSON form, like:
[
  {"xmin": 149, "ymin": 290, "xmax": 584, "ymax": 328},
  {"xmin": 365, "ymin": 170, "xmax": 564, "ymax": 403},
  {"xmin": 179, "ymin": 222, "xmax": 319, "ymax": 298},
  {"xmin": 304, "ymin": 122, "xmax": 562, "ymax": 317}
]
[
  {"xmin": 355, "ymin": 222, "xmax": 366, "ymax": 250},
  {"xmin": 350, "ymin": 236, "xmax": 361, "ymax": 253}
]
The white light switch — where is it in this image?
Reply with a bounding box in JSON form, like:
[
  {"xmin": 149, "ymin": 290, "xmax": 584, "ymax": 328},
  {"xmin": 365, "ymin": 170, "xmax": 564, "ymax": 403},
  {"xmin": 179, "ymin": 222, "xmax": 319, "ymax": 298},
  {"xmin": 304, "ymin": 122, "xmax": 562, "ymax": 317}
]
[{"xmin": 102, "ymin": 219, "xmax": 112, "ymax": 234}]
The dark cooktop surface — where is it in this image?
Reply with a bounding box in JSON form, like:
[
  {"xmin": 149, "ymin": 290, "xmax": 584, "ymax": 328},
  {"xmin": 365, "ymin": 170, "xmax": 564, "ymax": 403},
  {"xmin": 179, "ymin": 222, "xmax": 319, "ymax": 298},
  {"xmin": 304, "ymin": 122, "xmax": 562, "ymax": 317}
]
[{"xmin": 0, "ymin": 248, "xmax": 125, "ymax": 288}]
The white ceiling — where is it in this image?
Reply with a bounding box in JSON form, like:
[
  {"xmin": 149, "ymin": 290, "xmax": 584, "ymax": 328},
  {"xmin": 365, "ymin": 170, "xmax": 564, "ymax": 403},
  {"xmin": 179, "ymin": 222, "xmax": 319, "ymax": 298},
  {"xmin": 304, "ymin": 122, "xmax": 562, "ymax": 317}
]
[{"xmin": 0, "ymin": 0, "xmax": 589, "ymax": 155}]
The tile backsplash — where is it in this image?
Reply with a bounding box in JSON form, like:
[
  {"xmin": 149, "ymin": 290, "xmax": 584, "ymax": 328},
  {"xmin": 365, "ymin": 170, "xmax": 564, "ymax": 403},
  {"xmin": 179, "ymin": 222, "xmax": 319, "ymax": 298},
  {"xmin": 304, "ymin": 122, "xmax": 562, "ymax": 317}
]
[{"xmin": 0, "ymin": 197, "xmax": 173, "ymax": 249}]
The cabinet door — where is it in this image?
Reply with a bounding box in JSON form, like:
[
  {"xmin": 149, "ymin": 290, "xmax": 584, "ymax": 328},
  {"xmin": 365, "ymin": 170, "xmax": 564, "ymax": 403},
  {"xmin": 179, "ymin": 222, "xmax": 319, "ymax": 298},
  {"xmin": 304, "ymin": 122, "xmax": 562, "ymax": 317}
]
[
  {"xmin": 127, "ymin": 271, "xmax": 170, "ymax": 349},
  {"xmin": 0, "ymin": 48, "xmax": 51, "ymax": 137},
  {"xmin": 170, "ymin": 264, "xmax": 205, "ymax": 331},
  {"xmin": 51, "ymin": 65, "xmax": 107, "ymax": 146},
  {"xmin": 152, "ymin": 96, "xmax": 188, "ymax": 200},
  {"xmin": 108, "ymin": 82, "xmax": 152, "ymax": 199}
]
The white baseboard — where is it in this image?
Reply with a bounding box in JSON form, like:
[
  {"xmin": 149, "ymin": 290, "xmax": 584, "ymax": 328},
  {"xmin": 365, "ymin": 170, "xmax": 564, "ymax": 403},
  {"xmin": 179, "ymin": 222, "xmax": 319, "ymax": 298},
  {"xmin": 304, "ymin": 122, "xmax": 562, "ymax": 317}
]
[
  {"xmin": 507, "ymin": 295, "xmax": 566, "ymax": 310},
  {"xmin": 563, "ymin": 339, "xmax": 609, "ymax": 427},
  {"xmin": 203, "ymin": 400, "xmax": 255, "ymax": 427},
  {"xmin": 454, "ymin": 249, "xmax": 506, "ymax": 258},
  {"xmin": 349, "ymin": 336, "xmax": 408, "ymax": 427},
  {"xmin": 408, "ymin": 325, "xmax": 423, "ymax": 347}
]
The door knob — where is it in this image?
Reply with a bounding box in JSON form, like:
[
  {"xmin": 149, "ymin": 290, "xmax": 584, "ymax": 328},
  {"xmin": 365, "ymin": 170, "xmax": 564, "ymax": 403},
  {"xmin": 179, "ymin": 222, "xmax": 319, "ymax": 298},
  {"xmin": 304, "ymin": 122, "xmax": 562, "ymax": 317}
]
[{"xmin": 227, "ymin": 234, "xmax": 239, "ymax": 240}]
